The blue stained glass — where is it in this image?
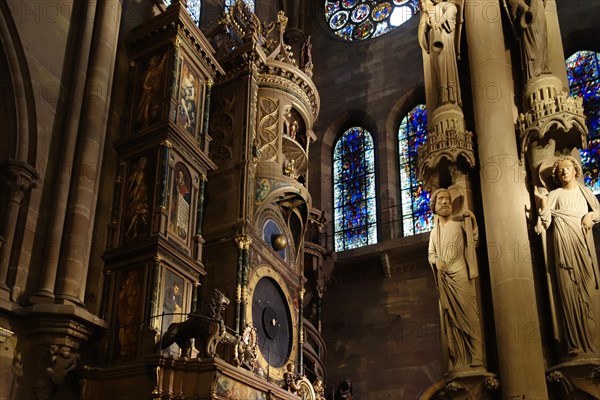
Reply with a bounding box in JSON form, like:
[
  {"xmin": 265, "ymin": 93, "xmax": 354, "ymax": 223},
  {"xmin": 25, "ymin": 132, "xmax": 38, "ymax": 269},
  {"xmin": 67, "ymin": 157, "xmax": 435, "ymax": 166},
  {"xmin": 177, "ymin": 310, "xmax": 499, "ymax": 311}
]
[
  {"xmin": 398, "ymin": 104, "xmax": 433, "ymax": 236},
  {"xmin": 326, "ymin": 1, "xmax": 341, "ymax": 18},
  {"xmin": 337, "ymin": 25, "xmax": 355, "ymax": 40},
  {"xmin": 326, "ymin": 0, "xmax": 418, "ymax": 41},
  {"xmin": 163, "ymin": 0, "xmax": 201, "ymax": 24},
  {"xmin": 224, "ymin": 0, "xmax": 255, "ymax": 12},
  {"xmin": 333, "ymin": 127, "xmax": 378, "ymax": 251},
  {"xmin": 566, "ymin": 51, "xmax": 600, "ymax": 194}
]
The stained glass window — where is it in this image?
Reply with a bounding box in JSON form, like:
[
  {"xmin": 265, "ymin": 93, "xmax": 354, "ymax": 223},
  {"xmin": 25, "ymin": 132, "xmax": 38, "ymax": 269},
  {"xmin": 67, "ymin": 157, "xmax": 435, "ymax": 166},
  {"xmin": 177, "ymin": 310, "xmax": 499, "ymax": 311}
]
[
  {"xmin": 225, "ymin": 0, "xmax": 255, "ymax": 12},
  {"xmin": 163, "ymin": 0, "xmax": 201, "ymax": 24},
  {"xmin": 333, "ymin": 127, "xmax": 378, "ymax": 251},
  {"xmin": 566, "ymin": 51, "xmax": 600, "ymax": 194},
  {"xmin": 398, "ymin": 104, "xmax": 432, "ymax": 236},
  {"xmin": 325, "ymin": 0, "xmax": 419, "ymax": 41}
]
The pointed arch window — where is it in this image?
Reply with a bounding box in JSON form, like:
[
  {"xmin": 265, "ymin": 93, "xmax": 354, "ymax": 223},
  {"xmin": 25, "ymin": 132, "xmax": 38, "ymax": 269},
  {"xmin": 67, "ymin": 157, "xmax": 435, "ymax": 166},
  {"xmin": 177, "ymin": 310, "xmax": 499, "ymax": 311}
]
[
  {"xmin": 333, "ymin": 127, "xmax": 378, "ymax": 251},
  {"xmin": 566, "ymin": 50, "xmax": 600, "ymax": 194},
  {"xmin": 398, "ymin": 104, "xmax": 432, "ymax": 236}
]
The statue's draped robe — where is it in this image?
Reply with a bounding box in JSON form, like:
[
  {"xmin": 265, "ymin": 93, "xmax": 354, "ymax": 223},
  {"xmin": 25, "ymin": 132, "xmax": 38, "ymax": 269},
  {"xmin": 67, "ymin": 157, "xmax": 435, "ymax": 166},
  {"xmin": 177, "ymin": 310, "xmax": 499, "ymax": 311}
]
[
  {"xmin": 428, "ymin": 219, "xmax": 483, "ymax": 370},
  {"xmin": 428, "ymin": 1, "xmax": 461, "ymax": 107},
  {"xmin": 521, "ymin": 0, "xmax": 548, "ymax": 80},
  {"xmin": 540, "ymin": 185, "xmax": 600, "ymax": 354}
]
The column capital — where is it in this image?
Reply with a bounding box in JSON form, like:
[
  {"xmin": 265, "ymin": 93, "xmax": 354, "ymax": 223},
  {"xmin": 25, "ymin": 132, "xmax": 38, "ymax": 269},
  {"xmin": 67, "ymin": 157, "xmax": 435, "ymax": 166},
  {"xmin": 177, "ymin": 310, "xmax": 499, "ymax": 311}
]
[
  {"xmin": 0, "ymin": 159, "xmax": 39, "ymax": 202},
  {"xmin": 235, "ymin": 234, "xmax": 252, "ymax": 250}
]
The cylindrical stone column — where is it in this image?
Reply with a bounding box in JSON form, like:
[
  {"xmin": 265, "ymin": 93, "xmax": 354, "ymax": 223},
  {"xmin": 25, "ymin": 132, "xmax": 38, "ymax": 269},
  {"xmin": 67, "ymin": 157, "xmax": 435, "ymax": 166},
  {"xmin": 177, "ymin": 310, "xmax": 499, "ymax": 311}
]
[
  {"xmin": 33, "ymin": 1, "xmax": 98, "ymax": 302},
  {"xmin": 465, "ymin": 1, "xmax": 549, "ymax": 398},
  {"xmin": 55, "ymin": 0, "xmax": 122, "ymax": 304}
]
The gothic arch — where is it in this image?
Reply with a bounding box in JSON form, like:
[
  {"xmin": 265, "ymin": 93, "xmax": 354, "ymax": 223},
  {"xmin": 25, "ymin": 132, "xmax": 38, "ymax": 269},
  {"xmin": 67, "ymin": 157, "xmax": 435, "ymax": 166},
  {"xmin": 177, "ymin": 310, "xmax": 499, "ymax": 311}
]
[{"xmin": 0, "ymin": 0, "xmax": 38, "ymax": 165}]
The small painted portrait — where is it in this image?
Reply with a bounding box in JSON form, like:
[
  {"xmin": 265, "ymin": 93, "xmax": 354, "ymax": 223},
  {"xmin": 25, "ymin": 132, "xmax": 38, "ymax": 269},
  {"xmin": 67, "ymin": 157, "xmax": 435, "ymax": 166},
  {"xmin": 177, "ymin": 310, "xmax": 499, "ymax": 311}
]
[
  {"xmin": 169, "ymin": 162, "xmax": 192, "ymax": 240},
  {"xmin": 177, "ymin": 61, "xmax": 200, "ymax": 135},
  {"xmin": 161, "ymin": 269, "xmax": 185, "ymax": 355},
  {"xmin": 117, "ymin": 268, "xmax": 143, "ymax": 361},
  {"xmin": 136, "ymin": 53, "xmax": 167, "ymax": 129},
  {"xmin": 125, "ymin": 156, "xmax": 152, "ymax": 240}
]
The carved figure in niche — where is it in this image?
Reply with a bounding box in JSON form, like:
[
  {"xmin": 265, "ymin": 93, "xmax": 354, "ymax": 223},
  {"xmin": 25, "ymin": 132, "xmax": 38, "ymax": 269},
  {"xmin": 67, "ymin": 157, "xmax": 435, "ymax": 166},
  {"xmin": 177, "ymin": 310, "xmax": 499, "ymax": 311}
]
[
  {"xmin": 418, "ymin": 0, "xmax": 462, "ymax": 107},
  {"xmin": 289, "ymin": 120, "xmax": 299, "ymax": 140},
  {"xmin": 284, "ymin": 159, "xmax": 297, "ymax": 179},
  {"xmin": 282, "ymin": 363, "xmax": 301, "ymax": 394},
  {"xmin": 118, "ymin": 269, "xmax": 143, "ymax": 360},
  {"xmin": 536, "ymin": 156, "xmax": 600, "ymax": 356},
  {"xmin": 313, "ymin": 377, "xmax": 326, "ymax": 400},
  {"xmin": 169, "ymin": 164, "xmax": 191, "ymax": 240},
  {"xmin": 47, "ymin": 346, "xmax": 79, "ymax": 385},
  {"xmin": 125, "ymin": 157, "xmax": 150, "ymax": 239},
  {"xmin": 178, "ymin": 63, "xmax": 198, "ymax": 133},
  {"xmin": 137, "ymin": 53, "xmax": 167, "ymax": 128},
  {"xmin": 37, "ymin": 345, "xmax": 80, "ymax": 399},
  {"xmin": 504, "ymin": 0, "xmax": 549, "ymax": 80},
  {"xmin": 335, "ymin": 379, "xmax": 353, "ymax": 400},
  {"xmin": 428, "ymin": 188, "xmax": 484, "ymax": 371},
  {"xmin": 301, "ymin": 35, "xmax": 314, "ymax": 76}
]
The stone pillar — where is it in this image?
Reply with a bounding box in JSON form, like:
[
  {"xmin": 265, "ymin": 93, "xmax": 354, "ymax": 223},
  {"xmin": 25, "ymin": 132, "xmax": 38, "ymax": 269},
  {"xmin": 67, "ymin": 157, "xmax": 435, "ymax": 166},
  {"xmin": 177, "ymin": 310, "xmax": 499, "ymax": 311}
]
[
  {"xmin": 465, "ymin": 1, "xmax": 548, "ymax": 398},
  {"xmin": 55, "ymin": 0, "xmax": 122, "ymax": 305},
  {"xmin": 544, "ymin": 0, "xmax": 569, "ymax": 89},
  {"xmin": 32, "ymin": 1, "xmax": 98, "ymax": 303},
  {"xmin": 0, "ymin": 160, "xmax": 38, "ymax": 297}
]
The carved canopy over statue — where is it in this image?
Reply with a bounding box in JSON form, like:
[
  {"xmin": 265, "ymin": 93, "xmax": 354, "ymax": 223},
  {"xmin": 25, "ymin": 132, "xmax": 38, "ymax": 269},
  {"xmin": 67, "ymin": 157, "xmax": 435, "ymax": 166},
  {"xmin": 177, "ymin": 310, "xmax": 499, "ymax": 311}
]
[
  {"xmin": 418, "ymin": 0, "xmax": 463, "ymax": 108},
  {"xmin": 535, "ymin": 156, "xmax": 600, "ymax": 357},
  {"xmin": 428, "ymin": 188, "xmax": 484, "ymax": 372}
]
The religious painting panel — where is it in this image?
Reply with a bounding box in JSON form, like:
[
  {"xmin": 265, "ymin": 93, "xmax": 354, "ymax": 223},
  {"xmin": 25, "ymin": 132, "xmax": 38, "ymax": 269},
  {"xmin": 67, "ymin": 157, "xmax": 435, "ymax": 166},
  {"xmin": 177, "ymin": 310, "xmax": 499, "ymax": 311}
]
[
  {"xmin": 176, "ymin": 59, "xmax": 203, "ymax": 136},
  {"xmin": 160, "ymin": 268, "xmax": 188, "ymax": 356},
  {"xmin": 134, "ymin": 52, "xmax": 169, "ymax": 132},
  {"xmin": 214, "ymin": 373, "xmax": 267, "ymax": 400},
  {"xmin": 122, "ymin": 154, "xmax": 156, "ymax": 243},
  {"xmin": 168, "ymin": 161, "xmax": 193, "ymax": 242},
  {"xmin": 114, "ymin": 267, "xmax": 146, "ymax": 362}
]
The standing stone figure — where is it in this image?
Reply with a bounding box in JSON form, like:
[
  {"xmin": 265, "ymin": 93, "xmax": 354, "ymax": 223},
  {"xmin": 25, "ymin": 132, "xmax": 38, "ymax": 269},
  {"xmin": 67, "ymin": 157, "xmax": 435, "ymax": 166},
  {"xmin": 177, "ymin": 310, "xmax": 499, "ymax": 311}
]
[
  {"xmin": 505, "ymin": 0, "xmax": 549, "ymax": 80},
  {"xmin": 418, "ymin": 0, "xmax": 462, "ymax": 107},
  {"xmin": 428, "ymin": 189, "xmax": 484, "ymax": 371},
  {"xmin": 537, "ymin": 156, "xmax": 600, "ymax": 356}
]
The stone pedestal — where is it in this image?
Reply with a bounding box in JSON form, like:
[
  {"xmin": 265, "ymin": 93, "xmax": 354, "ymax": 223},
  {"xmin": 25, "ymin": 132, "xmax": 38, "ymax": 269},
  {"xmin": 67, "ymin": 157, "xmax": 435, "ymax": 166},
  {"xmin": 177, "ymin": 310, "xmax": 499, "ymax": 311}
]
[
  {"xmin": 439, "ymin": 370, "xmax": 500, "ymax": 400},
  {"xmin": 81, "ymin": 356, "xmax": 309, "ymax": 400},
  {"xmin": 546, "ymin": 357, "xmax": 600, "ymax": 399}
]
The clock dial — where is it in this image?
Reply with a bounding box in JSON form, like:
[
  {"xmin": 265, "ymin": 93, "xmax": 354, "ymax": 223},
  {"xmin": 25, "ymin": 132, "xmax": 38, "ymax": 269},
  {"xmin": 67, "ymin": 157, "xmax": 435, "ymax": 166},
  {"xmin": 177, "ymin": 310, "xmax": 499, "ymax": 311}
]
[{"xmin": 252, "ymin": 277, "xmax": 292, "ymax": 368}]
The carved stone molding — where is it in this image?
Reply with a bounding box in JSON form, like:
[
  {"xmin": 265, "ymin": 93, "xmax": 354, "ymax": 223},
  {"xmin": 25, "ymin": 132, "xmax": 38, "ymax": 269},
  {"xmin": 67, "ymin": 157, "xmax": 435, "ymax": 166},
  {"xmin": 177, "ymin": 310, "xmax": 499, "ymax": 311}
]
[
  {"xmin": 546, "ymin": 358, "xmax": 600, "ymax": 399},
  {"xmin": 0, "ymin": 159, "xmax": 39, "ymax": 203},
  {"xmin": 437, "ymin": 371, "xmax": 500, "ymax": 400},
  {"xmin": 258, "ymin": 63, "xmax": 320, "ymax": 119},
  {"xmin": 418, "ymin": 104, "xmax": 475, "ymax": 185},
  {"xmin": 516, "ymin": 75, "xmax": 587, "ymax": 159}
]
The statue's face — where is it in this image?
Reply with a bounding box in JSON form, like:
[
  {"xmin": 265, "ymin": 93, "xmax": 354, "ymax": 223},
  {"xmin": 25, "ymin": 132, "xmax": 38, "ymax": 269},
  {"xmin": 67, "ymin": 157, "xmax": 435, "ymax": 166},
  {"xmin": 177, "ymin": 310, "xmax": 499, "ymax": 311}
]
[
  {"xmin": 435, "ymin": 191, "xmax": 452, "ymax": 217},
  {"xmin": 556, "ymin": 160, "xmax": 576, "ymax": 186}
]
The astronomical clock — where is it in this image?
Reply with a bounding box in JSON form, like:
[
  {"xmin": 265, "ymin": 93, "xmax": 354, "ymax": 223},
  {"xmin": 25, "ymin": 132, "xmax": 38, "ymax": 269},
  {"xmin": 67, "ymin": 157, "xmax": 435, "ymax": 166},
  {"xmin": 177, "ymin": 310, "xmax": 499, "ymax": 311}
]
[{"xmin": 201, "ymin": 3, "xmax": 320, "ymax": 384}]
